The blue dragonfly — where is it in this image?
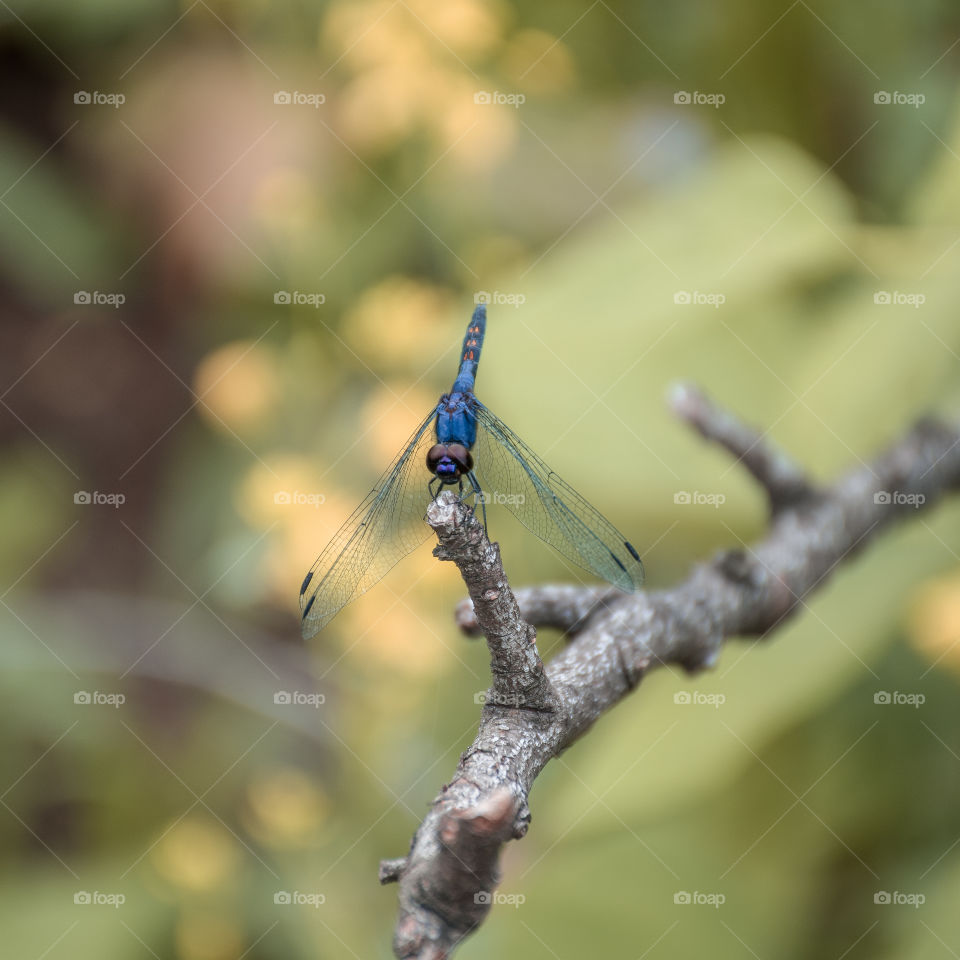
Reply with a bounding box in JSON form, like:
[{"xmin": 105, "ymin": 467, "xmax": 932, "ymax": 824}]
[{"xmin": 299, "ymin": 304, "xmax": 644, "ymax": 639}]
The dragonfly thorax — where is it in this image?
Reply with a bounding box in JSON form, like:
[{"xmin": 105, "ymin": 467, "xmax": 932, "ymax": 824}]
[{"xmin": 426, "ymin": 442, "xmax": 473, "ymax": 483}]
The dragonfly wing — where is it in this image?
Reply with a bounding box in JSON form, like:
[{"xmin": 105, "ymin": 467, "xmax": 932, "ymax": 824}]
[
  {"xmin": 472, "ymin": 401, "xmax": 644, "ymax": 592},
  {"xmin": 299, "ymin": 409, "xmax": 439, "ymax": 639}
]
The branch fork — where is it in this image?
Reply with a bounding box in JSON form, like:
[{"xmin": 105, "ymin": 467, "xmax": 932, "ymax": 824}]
[{"xmin": 379, "ymin": 383, "xmax": 960, "ymax": 959}]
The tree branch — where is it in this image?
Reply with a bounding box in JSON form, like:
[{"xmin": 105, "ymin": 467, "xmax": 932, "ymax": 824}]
[{"xmin": 380, "ymin": 386, "xmax": 960, "ymax": 959}]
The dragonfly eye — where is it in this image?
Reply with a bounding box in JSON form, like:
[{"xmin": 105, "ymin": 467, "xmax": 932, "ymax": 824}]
[
  {"xmin": 426, "ymin": 443, "xmax": 473, "ymax": 481},
  {"xmin": 426, "ymin": 444, "xmax": 447, "ymax": 473},
  {"xmin": 446, "ymin": 443, "xmax": 473, "ymax": 472}
]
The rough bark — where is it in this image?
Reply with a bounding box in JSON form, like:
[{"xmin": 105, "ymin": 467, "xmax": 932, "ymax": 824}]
[{"xmin": 380, "ymin": 385, "xmax": 960, "ymax": 959}]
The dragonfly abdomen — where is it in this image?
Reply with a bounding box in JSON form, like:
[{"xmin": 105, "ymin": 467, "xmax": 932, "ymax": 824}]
[{"xmin": 451, "ymin": 303, "xmax": 487, "ymax": 393}]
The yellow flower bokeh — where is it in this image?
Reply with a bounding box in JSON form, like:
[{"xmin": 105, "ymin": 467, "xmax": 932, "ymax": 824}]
[
  {"xmin": 176, "ymin": 910, "xmax": 245, "ymax": 960},
  {"xmin": 324, "ymin": 0, "xmax": 517, "ymax": 167},
  {"xmin": 909, "ymin": 570, "xmax": 960, "ymax": 673},
  {"xmin": 342, "ymin": 545, "xmax": 457, "ymax": 677},
  {"xmin": 151, "ymin": 816, "xmax": 242, "ymax": 893},
  {"xmin": 235, "ymin": 455, "xmax": 359, "ymax": 604},
  {"xmin": 194, "ymin": 340, "xmax": 280, "ymax": 433},
  {"xmin": 360, "ymin": 382, "xmax": 444, "ymax": 468},
  {"xmin": 243, "ymin": 765, "xmax": 329, "ymax": 847},
  {"xmin": 500, "ymin": 29, "xmax": 576, "ymax": 94},
  {"xmin": 252, "ymin": 166, "xmax": 324, "ymax": 239},
  {"xmin": 344, "ymin": 276, "xmax": 455, "ymax": 371}
]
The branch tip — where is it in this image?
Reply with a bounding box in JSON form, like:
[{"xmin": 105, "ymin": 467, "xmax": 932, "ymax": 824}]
[
  {"xmin": 669, "ymin": 382, "xmax": 813, "ymax": 510},
  {"xmin": 379, "ymin": 858, "xmax": 406, "ymax": 885}
]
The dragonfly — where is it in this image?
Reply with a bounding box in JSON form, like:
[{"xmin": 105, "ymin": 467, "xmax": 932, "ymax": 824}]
[{"xmin": 299, "ymin": 303, "xmax": 644, "ymax": 639}]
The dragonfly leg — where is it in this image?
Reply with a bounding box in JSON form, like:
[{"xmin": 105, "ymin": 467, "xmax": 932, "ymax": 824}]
[{"xmin": 466, "ymin": 470, "xmax": 488, "ymax": 534}]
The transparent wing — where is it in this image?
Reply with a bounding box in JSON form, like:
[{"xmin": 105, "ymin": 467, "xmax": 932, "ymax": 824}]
[
  {"xmin": 299, "ymin": 409, "xmax": 438, "ymax": 639},
  {"xmin": 472, "ymin": 401, "xmax": 644, "ymax": 592}
]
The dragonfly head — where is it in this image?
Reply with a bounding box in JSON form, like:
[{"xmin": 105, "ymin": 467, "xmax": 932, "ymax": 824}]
[{"xmin": 426, "ymin": 443, "xmax": 473, "ymax": 484}]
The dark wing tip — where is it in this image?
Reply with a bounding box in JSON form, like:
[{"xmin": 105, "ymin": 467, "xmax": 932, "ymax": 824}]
[
  {"xmin": 300, "ymin": 594, "xmax": 320, "ymax": 641},
  {"xmin": 621, "ymin": 541, "xmax": 644, "ymax": 590},
  {"xmin": 299, "ymin": 570, "xmax": 313, "ymax": 598}
]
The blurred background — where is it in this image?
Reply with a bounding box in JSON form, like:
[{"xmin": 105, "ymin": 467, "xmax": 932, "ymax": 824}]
[{"xmin": 2, "ymin": 0, "xmax": 960, "ymax": 957}]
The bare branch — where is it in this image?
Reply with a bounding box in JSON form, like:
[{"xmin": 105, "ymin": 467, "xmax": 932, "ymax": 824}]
[
  {"xmin": 455, "ymin": 584, "xmax": 621, "ymax": 638},
  {"xmin": 381, "ymin": 390, "xmax": 960, "ymax": 958},
  {"xmin": 430, "ymin": 494, "xmax": 556, "ymax": 712},
  {"xmin": 670, "ymin": 381, "xmax": 814, "ymax": 511}
]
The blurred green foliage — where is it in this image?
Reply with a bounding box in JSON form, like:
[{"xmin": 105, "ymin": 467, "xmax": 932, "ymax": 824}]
[{"xmin": 1, "ymin": 1, "xmax": 960, "ymax": 958}]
